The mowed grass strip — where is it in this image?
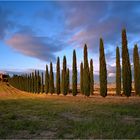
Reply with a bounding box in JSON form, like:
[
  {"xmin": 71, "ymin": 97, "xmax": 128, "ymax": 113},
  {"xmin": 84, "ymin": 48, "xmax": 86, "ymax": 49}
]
[{"xmin": 0, "ymin": 82, "xmax": 140, "ymax": 139}]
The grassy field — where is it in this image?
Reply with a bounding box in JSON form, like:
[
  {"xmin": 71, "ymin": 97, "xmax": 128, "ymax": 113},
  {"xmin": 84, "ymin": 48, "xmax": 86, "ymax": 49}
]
[{"xmin": 0, "ymin": 82, "xmax": 140, "ymax": 139}]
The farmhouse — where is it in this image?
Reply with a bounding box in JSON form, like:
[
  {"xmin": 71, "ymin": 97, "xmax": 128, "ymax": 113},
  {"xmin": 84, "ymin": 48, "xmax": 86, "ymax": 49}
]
[{"xmin": 0, "ymin": 73, "xmax": 9, "ymax": 82}]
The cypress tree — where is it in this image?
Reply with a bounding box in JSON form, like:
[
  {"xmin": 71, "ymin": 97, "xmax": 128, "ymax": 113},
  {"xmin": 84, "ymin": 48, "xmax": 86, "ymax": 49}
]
[
  {"xmin": 116, "ymin": 47, "xmax": 121, "ymax": 95},
  {"xmin": 49, "ymin": 62, "xmax": 54, "ymax": 94},
  {"xmin": 34, "ymin": 70, "xmax": 37, "ymax": 93},
  {"xmin": 27, "ymin": 75, "xmax": 30, "ymax": 92},
  {"xmin": 45, "ymin": 65, "xmax": 49, "ymax": 94},
  {"xmin": 37, "ymin": 70, "xmax": 41, "ymax": 93},
  {"xmin": 56, "ymin": 57, "xmax": 60, "ymax": 95},
  {"xmin": 90, "ymin": 59, "xmax": 94, "ymax": 95},
  {"xmin": 66, "ymin": 68, "xmax": 70, "ymax": 93},
  {"xmin": 62, "ymin": 56, "xmax": 67, "ymax": 95},
  {"xmin": 41, "ymin": 72, "xmax": 44, "ymax": 93},
  {"xmin": 80, "ymin": 62, "xmax": 84, "ymax": 94},
  {"xmin": 61, "ymin": 69, "xmax": 63, "ymax": 94},
  {"xmin": 29, "ymin": 73, "xmax": 32, "ymax": 92},
  {"xmin": 83, "ymin": 44, "xmax": 90, "ymax": 96},
  {"xmin": 133, "ymin": 44, "xmax": 140, "ymax": 95},
  {"xmin": 72, "ymin": 50, "xmax": 77, "ymax": 96},
  {"xmin": 31, "ymin": 72, "xmax": 34, "ymax": 93},
  {"xmin": 99, "ymin": 38, "xmax": 107, "ymax": 97},
  {"xmin": 122, "ymin": 29, "xmax": 132, "ymax": 97}
]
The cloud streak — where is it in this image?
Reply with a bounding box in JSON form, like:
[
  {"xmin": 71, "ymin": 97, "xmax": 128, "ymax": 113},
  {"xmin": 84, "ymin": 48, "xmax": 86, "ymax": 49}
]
[
  {"xmin": 0, "ymin": 6, "xmax": 15, "ymax": 39},
  {"xmin": 6, "ymin": 26, "xmax": 65, "ymax": 62},
  {"xmin": 60, "ymin": 1, "xmax": 140, "ymax": 55}
]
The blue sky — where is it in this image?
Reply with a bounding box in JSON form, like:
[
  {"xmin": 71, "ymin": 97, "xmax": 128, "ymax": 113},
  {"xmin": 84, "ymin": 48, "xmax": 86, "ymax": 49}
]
[{"xmin": 0, "ymin": 1, "xmax": 140, "ymax": 82}]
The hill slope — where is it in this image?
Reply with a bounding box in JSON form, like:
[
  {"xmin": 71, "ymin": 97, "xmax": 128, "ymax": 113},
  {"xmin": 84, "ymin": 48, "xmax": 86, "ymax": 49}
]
[{"xmin": 0, "ymin": 82, "xmax": 140, "ymax": 139}]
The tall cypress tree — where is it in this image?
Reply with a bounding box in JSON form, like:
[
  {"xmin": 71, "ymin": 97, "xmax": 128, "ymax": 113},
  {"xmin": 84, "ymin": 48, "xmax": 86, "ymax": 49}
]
[
  {"xmin": 83, "ymin": 44, "xmax": 90, "ymax": 96},
  {"xmin": 90, "ymin": 59, "xmax": 94, "ymax": 95},
  {"xmin": 122, "ymin": 29, "xmax": 132, "ymax": 97},
  {"xmin": 133, "ymin": 44, "xmax": 140, "ymax": 95},
  {"xmin": 49, "ymin": 62, "xmax": 54, "ymax": 94},
  {"xmin": 99, "ymin": 38, "xmax": 107, "ymax": 97},
  {"xmin": 116, "ymin": 46, "xmax": 121, "ymax": 95},
  {"xmin": 32, "ymin": 72, "xmax": 34, "ymax": 93},
  {"xmin": 61, "ymin": 69, "xmax": 63, "ymax": 94},
  {"xmin": 66, "ymin": 68, "xmax": 69, "ymax": 93},
  {"xmin": 56, "ymin": 57, "xmax": 60, "ymax": 95},
  {"xmin": 34, "ymin": 70, "xmax": 37, "ymax": 93},
  {"xmin": 37, "ymin": 70, "xmax": 41, "ymax": 93},
  {"xmin": 41, "ymin": 72, "xmax": 44, "ymax": 93},
  {"xmin": 45, "ymin": 65, "xmax": 49, "ymax": 94},
  {"xmin": 72, "ymin": 50, "xmax": 77, "ymax": 96},
  {"xmin": 62, "ymin": 56, "xmax": 67, "ymax": 95},
  {"xmin": 80, "ymin": 62, "xmax": 84, "ymax": 94},
  {"xmin": 31, "ymin": 72, "xmax": 34, "ymax": 93},
  {"xmin": 29, "ymin": 73, "xmax": 32, "ymax": 92},
  {"xmin": 27, "ymin": 75, "xmax": 30, "ymax": 92}
]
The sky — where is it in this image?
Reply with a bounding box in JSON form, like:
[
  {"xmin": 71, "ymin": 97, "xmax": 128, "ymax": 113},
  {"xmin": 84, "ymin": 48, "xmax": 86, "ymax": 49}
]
[{"xmin": 0, "ymin": 1, "xmax": 140, "ymax": 82}]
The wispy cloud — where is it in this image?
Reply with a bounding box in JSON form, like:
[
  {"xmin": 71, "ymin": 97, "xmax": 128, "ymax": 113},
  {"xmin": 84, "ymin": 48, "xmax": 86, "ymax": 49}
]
[
  {"xmin": 60, "ymin": 1, "xmax": 140, "ymax": 53},
  {"xmin": 0, "ymin": 6, "xmax": 15, "ymax": 39},
  {"xmin": 6, "ymin": 26, "xmax": 65, "ymax": 62}
]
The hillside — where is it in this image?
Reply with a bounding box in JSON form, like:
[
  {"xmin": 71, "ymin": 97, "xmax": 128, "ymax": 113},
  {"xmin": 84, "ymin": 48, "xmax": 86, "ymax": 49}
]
[{"xmin": 0, "ymin": 82, "xmax": 140, "ymax": 139}]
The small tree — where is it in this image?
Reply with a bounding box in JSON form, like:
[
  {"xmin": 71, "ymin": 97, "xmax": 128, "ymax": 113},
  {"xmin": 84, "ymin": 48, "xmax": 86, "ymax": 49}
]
[
  {"xmin": 72, "ymin": 50, "xmax": 77, "ymax": 96},
  {"xmin": 83, "ymin": 44, "xmax": 90, "ymax": 96},
  {"xmin": 49, "ymin": 62, "xmax": 54, "ymax": 94},
  {"xmin": 90, "ymin": 59, "xmax": 94, "ymax": 95},
  {"xmin": 80, "ymin": 62, "xmax": 84, "ymax": 94},
  {"xmin": 66, "ymin": 68, "xmax": 69, "ymax": 93},
  {"xmin": 29, "ymin": 73, "xmax": 32, "ymax": 92},
  {"xmin": 133, "ymin": 44, "xmax": 140, "ymax": 95},
  {"xmin": 31, "ymin": 72, "xmax": 34, "ymax": 93},
  {"xmin": 34, "ymin": 70, "xmax": 37, "ymax": 93},
  {"xmin": 41, "ymin": 72, "xmax": 44, "ymax": 93},
  {"xmin": 116, "ymin": 47, "xmax": 121, "ymax": 95},
  {"xmin": 37, "ymin": 70, "xmax": 41, "ymax": 93},
  {"xmin": 99, "ymin": 38, "xmax": 107, "ymax": 97},
  {"xmin": 45, "ymin": 65, "xmax": 49, "ymax": 94},
  {"xmin": 56, "ymin": 57, "xmax": 60, "ymax": 95}
]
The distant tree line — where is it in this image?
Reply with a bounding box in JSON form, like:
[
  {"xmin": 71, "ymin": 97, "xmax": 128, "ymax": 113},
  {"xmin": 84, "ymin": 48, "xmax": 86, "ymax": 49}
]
[{"xmin": 9, "ymin": 29, "xmax": 140, "ymax": 97}]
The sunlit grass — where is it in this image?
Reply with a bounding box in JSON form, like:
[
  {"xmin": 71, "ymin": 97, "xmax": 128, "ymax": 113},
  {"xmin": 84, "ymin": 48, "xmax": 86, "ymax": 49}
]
[{"xmin": 0, "ymin": 82, "xmax": 140, "ymax": 138}]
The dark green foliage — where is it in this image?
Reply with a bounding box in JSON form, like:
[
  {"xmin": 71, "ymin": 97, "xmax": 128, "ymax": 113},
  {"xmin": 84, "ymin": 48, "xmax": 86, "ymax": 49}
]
[
  {"xmin": 34, "ymin": 70, "xmax": 37, "ymax": 93},
  {"xmin": 37, "ymin": 71, "xmax": 41, "ymax": 94},
  {"xmin": 29, "ymin": 73, "xmax": 32, "ymax": 92},
  {"xmin": 27, "ymin": 74, "xmax": 29, "ymax": 92},
  {"xmin": 31, "ymin": 72, "xmax": 34, "ymax": 93},
  {"xmin": 45, "ymin": 65, "xmax": 49, "ymax": 94},
  {"xmin": 99, "ymin": 38, "xmax": 107, "ymax": 97},
  {"xmin": 66, "ymin": 68, "xmax": 69, "ymax": 93},
  {"xmin": 49, "ymin": 62, "xmax": 54, "ymax": 94},
  {"xmin": 61, "ymin": 69, "xmax": 63, "ymax": 94},
  {"xmin": 116, "ymin": 47, "xmax": 121, "ymax": 95},
  {"xmin": 80, "ymin": 62, "xmax": 84, "ymax": 94},
  {"xmin": 41, "ymin": 72, "xmax": 44, "ymax": 93},
  {"xmin": 62, "ymin": 56, "xmax": 67, "ymax": 95},
  {"xmin": 56, "ymin": 57, "xmax": 60, "ymax": 95},
  {"xmin": 122, "ymin": 29, "xmax": 132, "ymax": 97},
  {"xmin": 8, "ymin": 71, "xmax": 40, "ymax": 94},
  {"xmin": 90, "ymin": 59, "xmax": 94, "ymax": 95},
  {"xmin": 72, "ymin": 50, "xmax": 77, "ymax": 96},
  {"xmin": 83, "ymin": 44, "xmax": 90, "ymax": 97},
  {"xmin": 133, "ymin": 44, "xmax": 140, "ymax": 95}
]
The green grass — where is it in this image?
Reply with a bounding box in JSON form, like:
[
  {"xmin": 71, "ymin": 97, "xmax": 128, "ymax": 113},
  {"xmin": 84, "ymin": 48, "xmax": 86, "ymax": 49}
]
[
  {"xmin": 0, "ymin": 98, "xmax": 140, "ymax": 139},
  {"xmin": 0, "ymin": 82, "xmax": 140, "ymax": 138}
]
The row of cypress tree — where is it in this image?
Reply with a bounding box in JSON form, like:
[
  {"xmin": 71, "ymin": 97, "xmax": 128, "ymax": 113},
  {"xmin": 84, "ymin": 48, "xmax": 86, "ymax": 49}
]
[
  {"xmin": 9, "ymin": 70, "xmax": 42, "ymax": 93},
  {"xmin": 9, "ymin": 29, "xmax": 140, "ymax": 97}
]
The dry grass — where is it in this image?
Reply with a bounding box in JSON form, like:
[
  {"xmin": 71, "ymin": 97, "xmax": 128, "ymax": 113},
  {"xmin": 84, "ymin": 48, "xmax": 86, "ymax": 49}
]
[{"xmin": 0, "ymin": 82, "xmax": 140, "ymax": 139}]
